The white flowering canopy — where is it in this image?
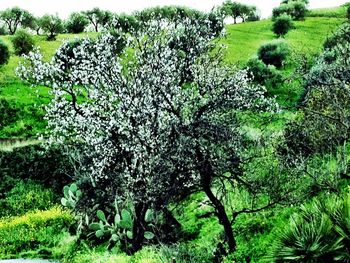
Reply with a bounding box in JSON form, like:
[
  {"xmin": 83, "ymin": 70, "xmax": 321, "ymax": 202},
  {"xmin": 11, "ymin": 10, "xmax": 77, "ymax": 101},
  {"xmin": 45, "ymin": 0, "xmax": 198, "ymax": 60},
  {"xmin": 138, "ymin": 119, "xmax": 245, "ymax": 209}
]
[{"xmin": 17, "ymin": 18, "xmax": 278, "ymax": 207}]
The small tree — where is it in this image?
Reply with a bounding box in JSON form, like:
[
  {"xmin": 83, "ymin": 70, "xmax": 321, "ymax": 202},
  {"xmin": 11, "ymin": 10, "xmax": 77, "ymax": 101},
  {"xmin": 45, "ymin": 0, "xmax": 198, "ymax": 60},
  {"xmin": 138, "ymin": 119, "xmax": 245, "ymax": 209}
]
[
  {"xmin": 66, "ymin": 12, "xmax": 89, "ymax": 34},
  {"xmin": 84, "ymin": 8, "xmax": 112, "ymax": 32},
  {"xmin": 0, "ymin": 40, "xmax": 10, "ymax": 65},
  {"xmin": 11, "ymin": 29, "xmax": 35, "ymax": 55},
  {"xmin": 272, "ymin": 14, "xmax": 294, "ymax": 37},
  {"xmin": 29, "ymin": 17, "xmax": 43, "ymax": 35},
  {"xmin": 258, "ymin": 40, "xmax": 290, "ymax": 68},
  {"xmin": 18, "ymin": 17, "xmax": 305, "ymax": 255},
  {"xmin": 39, "ymin": 15, "xmax": 64, "ymax": 41},
  {"xmin": 0, "ymin": 7, "xmax": 34, "ymax": 35},
  {"xmin": 221, "ymin": 0, "xmax": 243, "ymax": 24}
]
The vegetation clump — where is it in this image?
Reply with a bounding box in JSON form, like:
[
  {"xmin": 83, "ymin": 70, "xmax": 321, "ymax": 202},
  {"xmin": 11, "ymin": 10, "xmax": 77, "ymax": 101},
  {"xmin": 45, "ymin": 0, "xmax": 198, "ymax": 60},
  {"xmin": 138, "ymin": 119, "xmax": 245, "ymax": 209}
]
[
  {"xmin": 258, "ymin": 40, "xmax": 289, "ymax": 68},
  {"xmin": 0, "ymin": 39, "xmax": 9, "ymax": 65},
  {"xmin": 272, "ymin": 14, "xmax": 294, "ymax": 37},
  {"xmin": 11, "ymin": 29, "xmax": 35, "ymax": 55}
]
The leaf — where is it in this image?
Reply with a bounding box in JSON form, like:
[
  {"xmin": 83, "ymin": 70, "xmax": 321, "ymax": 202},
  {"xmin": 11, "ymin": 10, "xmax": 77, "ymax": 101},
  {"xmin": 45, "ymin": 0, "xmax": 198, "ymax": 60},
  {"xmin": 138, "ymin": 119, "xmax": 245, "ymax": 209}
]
[
  {"xmin": 145, "ymin": 209, "xmax": 154, "ymax": 223},
  {"xmin": 63, "ymin": 185, "xmax": 69, "ymax": 197},
  {"xmin": 114, "ymin": 214, "xmax": 121, "ymax": 225},
  {"xmin": 97, "ymin": 210, "xmax": 106, "ymax": 222},
  {"xmin": 121, "ymin": 209, "xmax": 132, "ymax": 224},
  {"xmin": 126, "ymin": 230, "xmax": 133, "ymax": 239},
  {"xmin": 69, "ymin": 183, "xmax": 78, "ymax": 193},
  {"xmin": 95, "ymin": 230, "xmax": 104, "ymax": 238},
  {"xmin": 76, "ymin": 189, "xmax": 82, "ymax": 198},
  {"xmin": 60, "ymin": 197, "xmax": 68, "ymax": 207},
  {"xmin": 111, "ymin": 234, "xmax": 119, "ymax": 241},
  {"xmin": 144, "ymin": 231, "xmax": 155, "ymax": 240},
  {"xmin": 89, "ymin": 223, "xmax": 101, "ymax": 231}
]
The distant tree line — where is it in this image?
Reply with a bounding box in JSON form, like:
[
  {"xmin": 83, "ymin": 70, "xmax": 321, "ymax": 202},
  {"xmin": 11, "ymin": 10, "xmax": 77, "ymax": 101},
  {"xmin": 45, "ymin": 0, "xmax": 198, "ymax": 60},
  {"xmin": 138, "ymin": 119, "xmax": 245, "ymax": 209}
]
[
  {"xmin": 0, "ymin": 6, "xmax": 226, "ymax": 40},
  {"xmin": 219, "ymin": 1, "xmax": 260, "ymax": 24}
]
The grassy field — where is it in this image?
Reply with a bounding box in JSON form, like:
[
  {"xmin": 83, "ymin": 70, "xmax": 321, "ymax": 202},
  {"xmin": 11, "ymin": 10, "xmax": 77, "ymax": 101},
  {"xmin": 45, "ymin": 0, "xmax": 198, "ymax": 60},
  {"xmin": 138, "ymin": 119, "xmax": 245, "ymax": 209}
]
[{"xmin": 223, "ymin": 17, "xmax": 345, "ymax": 64}]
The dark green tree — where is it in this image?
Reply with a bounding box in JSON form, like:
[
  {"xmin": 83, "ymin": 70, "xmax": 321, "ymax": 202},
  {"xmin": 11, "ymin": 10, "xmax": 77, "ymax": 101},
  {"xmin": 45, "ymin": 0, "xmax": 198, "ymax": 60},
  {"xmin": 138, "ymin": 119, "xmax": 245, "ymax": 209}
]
[
  {"xmin": 272, "ymin": 14, "xmax": 294, "ymax": 37},
  {"xmin": 66, "ymin": 12, "xmax": 88, "ymax": 33},
  {"xmin": 11, "ymin": 29, "xmax": 35, "ymax": 55}
]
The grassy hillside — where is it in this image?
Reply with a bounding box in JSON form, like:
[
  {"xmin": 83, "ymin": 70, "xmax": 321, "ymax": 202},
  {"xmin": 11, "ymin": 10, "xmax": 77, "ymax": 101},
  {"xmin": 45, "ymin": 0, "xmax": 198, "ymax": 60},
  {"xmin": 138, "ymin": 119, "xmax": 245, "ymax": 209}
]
[{"xmin": 223, "ymin": 17, "xmax": 345, "ymax": 64}]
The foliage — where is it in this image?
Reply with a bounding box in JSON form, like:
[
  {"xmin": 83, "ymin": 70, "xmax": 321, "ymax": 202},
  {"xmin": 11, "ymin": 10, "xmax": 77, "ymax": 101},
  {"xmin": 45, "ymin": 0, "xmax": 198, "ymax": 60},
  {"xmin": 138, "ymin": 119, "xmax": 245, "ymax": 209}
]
[
  {"xmin": 0, "ymin": 39, "xmax": 10, "ymax": 65},
  {"xmin": 83, "ymin": 8, "xmax": 112, "ymax": 32},
  {"xmin": 258, "ymin": 40, "xmax": 289, "ymax": 68},
  {"xmin": 0, "ymin": 7, "xmax": 34, "ymax": 35},
  {"xmin": 272, "ymin": 14, "xmax": 294, "ymax": 37},
  {"xmin": 0, "ymin": 180, "xmax": 56, "ymax": 218},
  {"xmin": 11, "ymin": 29, "xmax": 35, "ymax": 56},
  {"xmin": 270, "ymin": 193, "xmax": 350, "ymax": 262},
  {"xmin": 272, "ymin": 1, "xmax": 308, "ymax": 21},
  {"xmin": 324, "ymin": 23, "xmax": 350, "ymax": 50},
  {"xmin": 283, "ymin": 23, "xmax": 350, "ymax": 156},
  {"xmin": 65, "ymin": 12, "xmax": 89, "ymax": 34},
  {"xmin": 246, "ymin": 58, "xmax": 283, "ymax": 88},
  {"xmin": 0, "ymin": 144, "xmax": 73, "ymax": 192},
  {"xmin": 39, "ymin": 15, "xmax": 64, "ymax": 41},
  {"xmin": 220, "ymin": 1, "xmax": 257, "ymax": 23},
  {"xmin": 0, "ymin": 206, "xmax": 74, "ymax": 257},
  {"xmin": 88, "ymin": 206, "xmax": 155, "ymax": 253},
  {"xmin": 61, "ymin": 183, "xmax": 82, "ymax": 209},
  {"xmin": 17, "ymin": 17, "xmax": 279, "ymax": 254}
]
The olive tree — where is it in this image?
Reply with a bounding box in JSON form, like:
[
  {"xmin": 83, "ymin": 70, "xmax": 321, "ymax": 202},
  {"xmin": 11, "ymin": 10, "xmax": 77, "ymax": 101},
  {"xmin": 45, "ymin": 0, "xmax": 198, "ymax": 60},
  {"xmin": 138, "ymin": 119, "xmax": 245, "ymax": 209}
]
[
  {"xmin": 17, "ymin": 17, "xmax": 295, "ymax": 254},
  {"xmin": 0, "ymin": 7, "xmax": 34, "ymax": 35},
  {"xmin": 84, "ymin": 8, "xmax": 112, "ymax": 32},
  {"xmin": 66, "ymin": 12, "xmax": 89, "ymax": 33},
  {"xmin": 39, "ymin": 15, "xmax": 64, "ymax": 40}
]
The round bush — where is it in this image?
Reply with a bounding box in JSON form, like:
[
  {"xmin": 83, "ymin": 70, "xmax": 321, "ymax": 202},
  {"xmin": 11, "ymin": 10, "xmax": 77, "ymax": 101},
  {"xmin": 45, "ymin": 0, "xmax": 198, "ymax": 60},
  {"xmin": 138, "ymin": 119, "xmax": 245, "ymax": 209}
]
[
  {"xmin": 11, "ymin": 29, "xmax": 35, "ymax": 56},
  {"xmin": 0, "ymin": 39, "xmax": 10, "ymax": 66},
  {"xmin": 246, "ymin": 58, "xmax": 283, "ymax": 88},
  {"xmin": 272, "ymin": 14, "xmax": 294, "ymax": 37},
  {"xmin": 258, "ymin": 40, "xmax": 289, "ymax": 68}
]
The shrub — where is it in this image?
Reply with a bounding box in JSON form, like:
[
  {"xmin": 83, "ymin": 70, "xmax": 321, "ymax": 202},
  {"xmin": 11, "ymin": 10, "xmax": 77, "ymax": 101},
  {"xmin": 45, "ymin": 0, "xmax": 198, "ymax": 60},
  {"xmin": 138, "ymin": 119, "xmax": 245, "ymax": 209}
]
[
  {"xmin": 270, "ymin": 193, "xmax": 350, "ymax": 262},
  {"xmin": 272, "ymin": 14, "xmax": 294, "ymax": 37},
  {"xmin": 258, "ymin": 40, "xmax": 289, "ymax": 68},
  {"xmin": 0, "ymin": 206, "xmax": 74, "ymax": 256},
  {"xmin": 0, "ymin": 180, "xmax": 56, "ymax": 218},
  {"xmin": 0, "ymin": 27, "xmax": 6, "ymax": 35},
  {"xmin": 348, "ymin": 5, "xmax": 350, "ymax": 20},
  {"xmin": 324, "ymin": 23, "xmax": 350, "ymax": 50},
  {"xmin": 11, "ymin": 29, "xmax": 35, "ymax": 56},
  {"xmin": 0, "ymin": 144, "xmax": 74, "ymax": 193},
  {"xmin": 272, "ymin": 1, "xmax": 308, "ymax": 21},
  {"xmin": 246, "ymin": 58, "xmax": 283, "ymax": 88},
  {"xmin": 0, "ymin": 39, "xmax": 10, "ymax": 65}
]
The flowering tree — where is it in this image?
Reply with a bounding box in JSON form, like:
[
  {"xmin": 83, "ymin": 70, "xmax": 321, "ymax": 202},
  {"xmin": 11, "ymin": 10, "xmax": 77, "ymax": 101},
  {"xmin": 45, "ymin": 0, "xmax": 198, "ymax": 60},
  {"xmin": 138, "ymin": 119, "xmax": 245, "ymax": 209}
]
[{"xmin": 18, "ymin": 18, "xmax": 279, "ymax": 253}]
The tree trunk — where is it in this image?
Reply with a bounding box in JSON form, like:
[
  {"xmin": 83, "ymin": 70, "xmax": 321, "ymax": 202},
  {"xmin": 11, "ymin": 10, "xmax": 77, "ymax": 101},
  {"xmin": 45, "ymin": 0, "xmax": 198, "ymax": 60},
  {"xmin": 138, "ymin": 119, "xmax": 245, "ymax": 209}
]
[
  {"xmin": 129, "ymin": 202, "xmax": 147, "ymax": 254},
  {"xmin": 234, "ymin": 17, "xmax": 237, "ymax": 24},
  {"xmin": 196, "ymin": 148, "xmax": 237, "ymax": 253}
]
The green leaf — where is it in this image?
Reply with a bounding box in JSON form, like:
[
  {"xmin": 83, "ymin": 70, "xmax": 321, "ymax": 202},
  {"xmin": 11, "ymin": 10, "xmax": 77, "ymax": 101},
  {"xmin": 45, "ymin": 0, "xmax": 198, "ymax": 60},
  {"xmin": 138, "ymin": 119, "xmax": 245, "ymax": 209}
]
[
  {"xmin": 144, "ymin": 231, "xmax": 155, "ymax": 240},
  {"xmin": 89, "ymin": 223, "xmax": 101, "ymax": 231},
  {"xmin": 95, "ymin": 230, "xmax": 104, "ymax": 238},
  {"xmin": 121, "ymin": 209, "xmax": 132, "ymax": 224},
  {"xmin": 97, "ymin": 210, "xmax": 107, "ymax": 222},
  {"xmin": 111, "ymin": 234, "xmax": 119, "ymax": 241},
  {"xmin": 145, "ymin": 209, "xmax": 154, "ymax": 223},
  {"xmin": 126, "ymin": 231, "xmax": 133, "ymax": 239},
  {"xmin": 114, "ymin": 214, "xmax": 121, "ymax": 225},
  {"xmin": 76, "ymin": 189, "xmax": 82, "ymax": 198},
  {"xmin": 60, "ymin": 197, "xmax": 68, "ymax": 207},
  {"xmin": 69, "ymin": 183, "xmax": 78, "ymax": 193},
  {"xmin": 63, "ymin": 185, "xmax": 69, "ymax": 197}
]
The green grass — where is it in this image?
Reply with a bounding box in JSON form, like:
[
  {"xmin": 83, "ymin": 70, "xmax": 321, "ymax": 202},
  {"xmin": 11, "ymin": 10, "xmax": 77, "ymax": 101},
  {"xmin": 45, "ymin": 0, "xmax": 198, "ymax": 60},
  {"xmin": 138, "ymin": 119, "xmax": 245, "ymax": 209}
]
[
  {"xmin": 223, "ymin": 17, "xmax": 345, "ymax": 64},
  {"xmin": 307, "ymin": 4, "xmax": 349, "ymax": 18}
]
